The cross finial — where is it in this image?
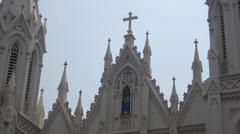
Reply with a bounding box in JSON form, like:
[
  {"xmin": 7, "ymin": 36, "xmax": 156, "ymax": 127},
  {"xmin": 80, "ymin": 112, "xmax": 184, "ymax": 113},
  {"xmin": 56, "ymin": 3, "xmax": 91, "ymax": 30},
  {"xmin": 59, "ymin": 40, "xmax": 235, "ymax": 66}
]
[
  {"xmin": 146, "ymin": 31, "xmax": 149, "ymax": 38},
  {"xmin": 79, "ymin": 90, "xmax": 83, "ymax": 96},
  {"xmin": 123, "ymin": 12, "xmax": 138, "ymax": 34},
  {"xmin": 172, "ymin": 76, "xmax": 176, "ymax": 82},
  {"xmin": 64, "ymin": 61, "xmax": 68, "ymax": 68},
  {"xmin": 108, "ymin": 38, "xmax": 111, "ymax": 45},
  {"xmin": 194, "ymin": 39, "xmax": 198, "ymax": 46}
]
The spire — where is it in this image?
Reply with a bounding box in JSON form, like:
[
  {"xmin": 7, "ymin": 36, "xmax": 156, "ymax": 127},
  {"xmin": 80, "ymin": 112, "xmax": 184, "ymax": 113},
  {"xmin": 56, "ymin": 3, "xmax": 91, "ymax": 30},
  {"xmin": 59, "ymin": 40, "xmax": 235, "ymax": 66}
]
[
  {"xmin": 57, "ymin": 62, "xmax": 69, "ymax": 103},
  {"xmin": 170, "ymin": 77, "xmax": 179, "ymax": 112},
  {"xmin": 143, "ymin": 31, "xmax": 152, "ymax": 55},
  {"xmin": 35, "ymin": 88, "xmax": 45, "ymax": 129},
  {"xmin": 143, "ymin": 31, "xmax": 152, "ymax": 74},
  {"xmin": 104, "ymin": 38, "xmax": 112, "ymax": 71},
  {"xmin": 192, "ymin": 39, "xmax": 203, "ymax": 84},
  {"xmin": 74, "ymin": 90, "xmax": 84, "ymax": 125}
]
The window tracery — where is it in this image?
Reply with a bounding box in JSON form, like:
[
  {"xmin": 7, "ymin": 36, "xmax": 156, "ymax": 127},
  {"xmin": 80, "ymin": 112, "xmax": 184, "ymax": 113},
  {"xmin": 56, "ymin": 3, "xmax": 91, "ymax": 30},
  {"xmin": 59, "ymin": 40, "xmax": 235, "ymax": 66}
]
[{"xmin": 115, "ymin": 67, "xmax": 138, "ymax": 116}]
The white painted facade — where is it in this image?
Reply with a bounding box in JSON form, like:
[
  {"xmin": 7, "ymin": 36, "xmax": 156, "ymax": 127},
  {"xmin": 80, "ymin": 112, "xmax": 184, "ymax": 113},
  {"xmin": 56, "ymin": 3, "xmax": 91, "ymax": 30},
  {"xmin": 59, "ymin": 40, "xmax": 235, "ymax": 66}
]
[{"xmin": 0, "ymin": 0, "xmax": 240, "ymax": 134}]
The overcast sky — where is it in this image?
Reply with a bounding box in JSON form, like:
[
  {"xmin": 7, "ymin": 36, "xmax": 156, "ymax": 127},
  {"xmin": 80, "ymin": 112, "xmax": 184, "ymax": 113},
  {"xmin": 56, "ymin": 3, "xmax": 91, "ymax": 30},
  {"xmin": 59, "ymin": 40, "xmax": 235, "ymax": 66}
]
[{"xmin": 38, "ymin": 0, "xmax": 209, "ymax": 115}]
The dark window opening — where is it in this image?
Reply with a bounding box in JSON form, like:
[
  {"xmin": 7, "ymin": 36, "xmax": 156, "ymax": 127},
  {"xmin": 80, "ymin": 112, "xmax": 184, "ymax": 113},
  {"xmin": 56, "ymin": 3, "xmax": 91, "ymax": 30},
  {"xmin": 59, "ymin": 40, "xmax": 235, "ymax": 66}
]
[
  {"xmin": 121, "ymin": 86, "xmax": 131, "ymax": 115},
  {"xmin": 5, "ymin": 43, "xmax": 19, "ymax": 86},
  {"xmin": 24, "ymin": 53, "xmax": 34, "ymax": 115}
]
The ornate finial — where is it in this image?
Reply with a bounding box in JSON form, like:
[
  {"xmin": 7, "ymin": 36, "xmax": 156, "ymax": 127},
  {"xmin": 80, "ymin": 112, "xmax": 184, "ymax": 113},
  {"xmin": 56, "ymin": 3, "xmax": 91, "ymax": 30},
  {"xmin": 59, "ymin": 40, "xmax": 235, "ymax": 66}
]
[
  {"xmin": 108, "ymin": 38, "xmax": 111, "ymax": 45},
  {"xmin": 64, "ymin": 61, "xmax": 68, "ymax": 68},
  {"xmin": 123, "ymin": 12, "xmax": 138, "ymax": 34},
  {"xmin": 40, "ymin": 88, "xmax": 44, "ymax": 95},
  {"xmin": 79, "ymin": 90, "xmax": 83, "ymax": 96},
  {"xmin": 146, "ymin": 31, "xmax": 149, "ymax": 38},
  {"xmin": 194, "ymin": 39, "xmax": 199, "ymax": 47},
  {"xmin": 172, "ymin": 76, "xmax": 176, "ymax": 83}
]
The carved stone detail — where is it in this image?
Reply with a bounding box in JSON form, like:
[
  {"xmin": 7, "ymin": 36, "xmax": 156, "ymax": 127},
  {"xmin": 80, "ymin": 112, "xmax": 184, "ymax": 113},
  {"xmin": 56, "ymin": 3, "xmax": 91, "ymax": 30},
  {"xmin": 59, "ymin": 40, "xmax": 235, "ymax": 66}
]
[
  {"xmin": 221, "ymin": 74, "xmax": 240, "ymax": 91},
  {"xmin": 16, "ymin": 114, "xmax": 39, "ymax": 134}
]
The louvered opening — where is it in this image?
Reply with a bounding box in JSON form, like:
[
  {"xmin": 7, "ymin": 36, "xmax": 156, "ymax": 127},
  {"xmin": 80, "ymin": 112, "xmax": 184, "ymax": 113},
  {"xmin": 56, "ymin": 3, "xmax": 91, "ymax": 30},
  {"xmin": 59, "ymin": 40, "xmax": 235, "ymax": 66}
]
[
  {"xmin": 5, "ymin": 44, "xmax": 19, "ymax": 86},
  {"xmin": 24, "ymin": 54, "xmax": 34, "ymax": 115}
]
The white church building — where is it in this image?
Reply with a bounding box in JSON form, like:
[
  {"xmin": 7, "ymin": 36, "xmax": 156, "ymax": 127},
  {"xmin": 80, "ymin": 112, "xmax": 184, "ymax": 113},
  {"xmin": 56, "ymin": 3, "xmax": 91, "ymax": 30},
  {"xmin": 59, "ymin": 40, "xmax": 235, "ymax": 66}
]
[{"xmin": 0, "ymin": 0, "xmax": 240, "ymax": 134}]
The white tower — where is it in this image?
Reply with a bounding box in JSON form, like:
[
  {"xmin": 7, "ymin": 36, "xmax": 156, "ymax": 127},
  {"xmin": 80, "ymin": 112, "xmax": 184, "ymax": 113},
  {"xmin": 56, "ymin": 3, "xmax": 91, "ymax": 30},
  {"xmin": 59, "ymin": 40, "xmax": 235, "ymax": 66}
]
[
  {"xmin": 0, "ymin": 0, "xmax": 47, "ymax": 120},
  {"xmin": 207, "ymin": 0, "xmax": 240, "ymax": 76}
]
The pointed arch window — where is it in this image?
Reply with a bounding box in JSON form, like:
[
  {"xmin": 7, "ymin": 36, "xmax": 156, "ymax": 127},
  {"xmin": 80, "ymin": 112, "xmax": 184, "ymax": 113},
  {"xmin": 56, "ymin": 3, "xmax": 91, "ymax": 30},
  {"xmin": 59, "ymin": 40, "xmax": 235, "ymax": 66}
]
[
  {"xmin": 5, "ymin": 43, "xmax": 19, "ymax": 86},
  {"xmin": 121, "ymin": 86, "xmax": 131, "ymax": 115},
  {"xmin": 24, "ymin": 52, "xmax": 35, "ymax": 115},
  {"xmin": 219, "ymin": 5, "xmax": 227, "ymax": 60}
]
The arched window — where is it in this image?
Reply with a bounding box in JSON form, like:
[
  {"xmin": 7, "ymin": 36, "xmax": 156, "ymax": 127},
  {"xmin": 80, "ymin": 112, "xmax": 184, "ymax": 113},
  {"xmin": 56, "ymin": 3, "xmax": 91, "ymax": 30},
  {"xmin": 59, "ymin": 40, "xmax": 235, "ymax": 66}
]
[
  {"xmin": 215, "ymin": 3, "xmax": 227, "ymax": 74},
  {"xmin": 121, "ymin": 86, "xmax": 131, "ymax": 115},
  {"xmin": 5, "ymin": 43, "xmax": 19, "ymax": 86},
  {"xmin": 219, "ymin": 5, "xmax": 227, "ymax": 60},
  {"xmin": 24, "ymin": 52, "xmax": 35, "ymax": 115}
]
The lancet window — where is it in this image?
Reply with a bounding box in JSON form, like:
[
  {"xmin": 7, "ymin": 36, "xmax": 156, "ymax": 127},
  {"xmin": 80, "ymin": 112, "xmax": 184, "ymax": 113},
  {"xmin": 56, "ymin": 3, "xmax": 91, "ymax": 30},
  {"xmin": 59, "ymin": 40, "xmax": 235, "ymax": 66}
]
[
  {"xmin": 5, "ymin": 43, "xmax": 19, "ymax": 86},
  {"xmin": 24, "ymin": 52, "xmax": 35, "ymax": 114},
  {"xmin": 121, "ymin": 86, "xmax": 131, "ymax": 115}
]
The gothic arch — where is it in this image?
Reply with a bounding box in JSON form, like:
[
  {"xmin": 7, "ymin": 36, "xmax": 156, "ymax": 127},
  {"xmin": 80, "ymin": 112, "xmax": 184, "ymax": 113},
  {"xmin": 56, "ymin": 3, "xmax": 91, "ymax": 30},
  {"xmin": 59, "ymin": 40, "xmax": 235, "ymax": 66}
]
[
  {"xmin": 113, "ymin": 66, "xmax": 139, "ymax": 118},
  {"xmin": 4, "ymin": 42, "xmax": 19, "ymax": 86},
  {"xmin": 23, "ymin": 46, "xmax": 42, "ymax": 116},
  {"xmin": 114, "ymin": 65, "xmax": 138, "ymax": 94},
  {"xmin": 121, "ymin": 85, "xmax": 132, "ymax": 115},
  {"xmin": 4, "ymin": 33, "xmax": 29, "ymax": 52}
]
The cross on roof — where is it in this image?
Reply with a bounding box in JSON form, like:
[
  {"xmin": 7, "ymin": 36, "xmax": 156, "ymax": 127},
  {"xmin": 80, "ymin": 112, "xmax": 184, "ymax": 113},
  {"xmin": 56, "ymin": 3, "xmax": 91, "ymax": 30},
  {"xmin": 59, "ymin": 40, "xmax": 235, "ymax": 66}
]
[
  {"xmin": 79, "ymin": 90, "xmax": 83, "ymax": 96},
  {"xmin": 123, "ymin": 12, "xmax": 138, "ymax": 34},
  {"xmin": 172, "ymin": 76, "xmax": 176, "ymax": 82},
  {"xmin": 146, "ymin": 31, "xmax": 149, "ymax": 38},
  {"xmin": 194, "ymin": 39, "xmax": 199, "ymax": 46}
]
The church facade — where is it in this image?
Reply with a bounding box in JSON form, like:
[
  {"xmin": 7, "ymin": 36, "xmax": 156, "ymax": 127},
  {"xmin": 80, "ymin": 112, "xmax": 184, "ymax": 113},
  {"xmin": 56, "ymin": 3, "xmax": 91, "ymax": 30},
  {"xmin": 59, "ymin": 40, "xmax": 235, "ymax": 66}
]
[{"xmin": 0, "ymin": 0, "xmax": 240, "ymax": 134}]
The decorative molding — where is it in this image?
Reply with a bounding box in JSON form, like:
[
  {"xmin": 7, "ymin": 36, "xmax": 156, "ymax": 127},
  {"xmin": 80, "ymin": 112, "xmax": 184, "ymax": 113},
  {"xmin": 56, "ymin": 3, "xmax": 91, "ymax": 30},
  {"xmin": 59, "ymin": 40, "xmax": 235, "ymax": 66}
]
[
  {"xmin": 178, "ymin": 124, "xmax": 205, "ymax": 134},
  {"xmin": 229, "ymin": 107, "xmax": 240, "ymax": 119},
  {"xmin": 16, "ymin": 113, "xmax": 40, "ymax": 134},
  {"xmin": 220, "ymin": 74, "xmax": 240, "ymax": 91}
]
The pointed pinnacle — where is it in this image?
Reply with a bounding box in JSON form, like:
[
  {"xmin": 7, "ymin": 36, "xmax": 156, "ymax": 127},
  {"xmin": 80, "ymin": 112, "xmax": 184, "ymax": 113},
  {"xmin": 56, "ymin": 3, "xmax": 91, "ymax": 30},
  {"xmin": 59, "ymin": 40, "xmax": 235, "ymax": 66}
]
[{"xmin": 193, "ymin": 39, "xmax": 200, "ymax": 62}]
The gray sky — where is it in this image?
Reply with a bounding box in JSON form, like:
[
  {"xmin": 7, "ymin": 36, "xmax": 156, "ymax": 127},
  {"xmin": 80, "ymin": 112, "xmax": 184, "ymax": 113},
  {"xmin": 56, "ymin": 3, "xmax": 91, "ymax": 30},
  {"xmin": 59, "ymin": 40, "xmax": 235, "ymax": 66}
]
[{"xmin": 38, "ymin": 0, "xmax": 209, "ymax": 115}]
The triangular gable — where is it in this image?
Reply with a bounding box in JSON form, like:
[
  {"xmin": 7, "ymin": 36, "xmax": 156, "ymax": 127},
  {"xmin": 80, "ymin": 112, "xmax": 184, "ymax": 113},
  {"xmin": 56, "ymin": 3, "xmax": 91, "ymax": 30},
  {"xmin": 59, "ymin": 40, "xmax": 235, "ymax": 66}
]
[
  {"xmin": 41, "ymin": 102, "xmax": 73, "ymax": 134},
  {"xmin": 179, "ymin": 82, "xmax": 207, "ymax": 125},
  {"xmin": 112, "ymin": 45, "xmax": 142, "ymax": 75}
]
